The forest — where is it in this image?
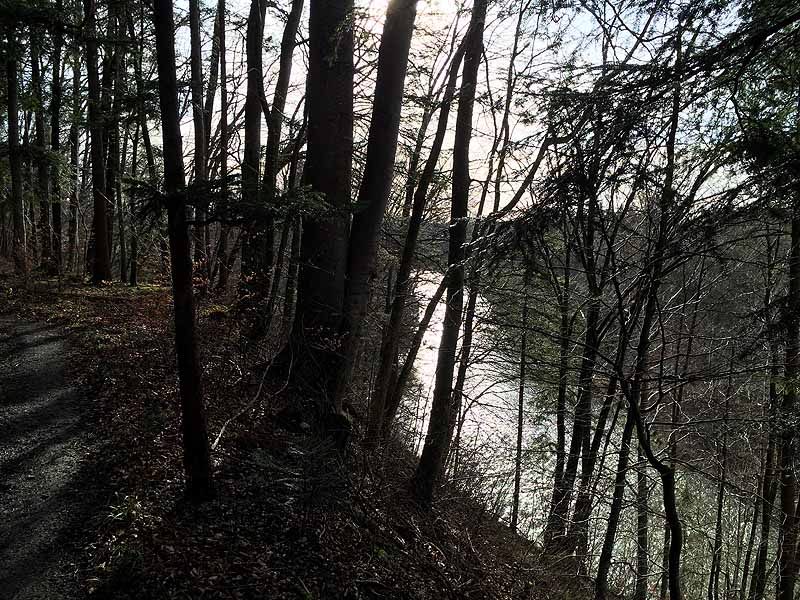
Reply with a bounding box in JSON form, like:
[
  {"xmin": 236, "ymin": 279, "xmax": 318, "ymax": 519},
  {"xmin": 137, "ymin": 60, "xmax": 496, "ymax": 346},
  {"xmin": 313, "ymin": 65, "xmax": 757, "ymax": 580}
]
[{"xmin": 1, "ymin": 0, "xmax": 800, "ymax": 598}]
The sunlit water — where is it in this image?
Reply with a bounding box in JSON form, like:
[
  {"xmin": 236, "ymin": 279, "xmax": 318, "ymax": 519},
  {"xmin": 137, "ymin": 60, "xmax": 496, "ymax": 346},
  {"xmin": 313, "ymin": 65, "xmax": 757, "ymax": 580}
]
[{"xmin": 405, "ymin": 272, "xmax": 554, "ymax": 537}]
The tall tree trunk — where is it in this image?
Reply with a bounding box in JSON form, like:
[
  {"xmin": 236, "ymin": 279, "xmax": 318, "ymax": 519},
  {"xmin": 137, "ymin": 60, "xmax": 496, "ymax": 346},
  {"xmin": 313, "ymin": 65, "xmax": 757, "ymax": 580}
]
[
  {"xmin": 777, "ymin": 192, "xmax": 800, "ymax": 600},
  {"xmin": 102, "ymin": 2, "xmax": 121, "ymax": 259},
  {"xmin": 333, "ymin": 0, "xmax": 419, "ymax": 411},
  {"xmin": 85, "ymin": 0, "xmax": 111, "ymax": 282},
  {"xmin": 249, "ymin": 0, "xmax": 305, "ymax": 330},
  {"xmin": 740, "ymin": 478, "xmax": 761, "ymax": 600},
  {"xmin": 32, "ymin": 35, "xmax": 51, "ymax": 272},
  {"xmin": 544, "ymin": 300, "xmax": 601, "ymax": 553},
  {"xmin": 6, "ymin": 25, "xmax": 26, "ymax": 275},
  {"xmin": 117, "ymin": 127, "xmax": 129, "ymax": 282},
  {"xmin": 283, "ymin": 218, "xmax": 301, "ymax": 333},
  {"xmin": 50, "ymin": 0, "xmax": 65, "ymax": 275},
  {"xmin": 367, "ymin": 34, "xmax": 468, "ymax": 445},
  {"xmin": 239, "ymin": 0, "xmax": 267, "ymax": 310},
  {"xmin": 623, "ymin": 30, "xmax": 686, "ymax": 600},
  {"xmin": 568, "ymin": 338, "xmax": 626, "ymax": 572},
  {"xmin": 286, "ymin": 0, "xmax": 354, "ymax": 388},
  {"xmin": 709, "ymin": 374, "xmax": 731, "ymax": 600},
  {"xmin": 749, "ymin": 275, "xmax": 780, "ymax": 600},
  {"xmin": 189, "ymin": 0, "xmax": 207, "ymax": 271},
  {"xmin": 203, "ymin": 1, "xmax": 221, "ymax": 175},
  {"xmin": 383, "ymin": 275, "xmax": 448, "ymax": 434},
  {"xmin": 511, "ymin": 277, "xmax": 528, "ymax": 532},
  {"xmin": 215, "ymin": 0, "xmax": 230, "ymax": 293},
  {"xmin": 594, "ymin": 410, "xmax": 636, "ymax": 600},
  {"xmin": 152, "ymin": 0, "xmax": 214, "ymax": 501},
  {"xmin": 68, "ymin": 52, "xmax": 81, "ymax": 275},
  {"xmin": 749, "ymin": 417, "xmax": 777, "ymax": 600},
  {"xmin": 447, "ymin": 276, "xmax": 479, "ymax": 468},
  {"xmin": 413, "ymin": 0, "xmax": 488, "ymax": 509},
  {"xmin": 24, "ymin": 113, "xmax": 37, "ymax": 265},
  {"xmin": 635, "ymin": 447, "xmax": 650, "ymax": 600}
]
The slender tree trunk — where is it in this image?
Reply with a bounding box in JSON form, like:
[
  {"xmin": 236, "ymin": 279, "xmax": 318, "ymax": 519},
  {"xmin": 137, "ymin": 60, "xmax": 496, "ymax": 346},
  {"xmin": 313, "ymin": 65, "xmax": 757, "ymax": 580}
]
[
  {"xmin": 6, "ymin": 26, "xmax": 26, "ymax": 275},
  {"xmin": 568, "ymin": 341, "xmax": 625, "ymax": 571},
  {"xmin": 32, "ymin": 35, "xmax": 52, "ymax": 272},
  {"xmin": 446, "ymin": 275, "xmax": 479, "ymax": 468},
  {"xmin": 203, "ymin": 2, "xmax": 221, "ymax": 175},
  {"xmin": 635, "ymin": 447, "xmax": 650, "ymax": 600},
  {"xmin": 749, "ymin": 423, "xmax": 776, "ymax": 600},
  {"xmin": 709, "ymin": 380, "xmax": 731, "ymax": 600},
  {"xmin": 749, "ymin": 354, "xmax": 779, "ymax": 599},
  {"xmin": 740, "ymin": 474, "xmax": 761, "ymax": 600},
  {"xmin": 594, "ymin": 410, "xmax": 636, "ymax": 600},
  {"xmin": 102, "ymin": 2, "xmax": 121, "ymax": 258},
  {"xmin": 777, "ymin": 194, "xmax": 800, "ymax": 600},
  {"xmin": 85, "ymin": 0, "xmax": 111, "ymax": 282},
  {"xmin": 68, "ymin": 53, "xmax": 81, "ymax": 275},
  {"xmin": 282, "ymin": 218, "xmax": 301, "ymax": 333},
  {"xmin": 545, "ymin": 300, "xmax": 601, "ymax": 553},
  {"xmin": 383, "ymin": 275, "xmax": 448, "ymax": 435},
  {"xmin": 545, "ymin": 230, "xmax": 573, "ymax": 499},
  {"xmin": 117, "ymin": 127, "xmax": 129, "ymax": 282},
  {"xmin": 50, "ymin": 0, "xmax": 65, "ymax": 275},
  {"xmin": 253, "ymin": 0, "xmax": 305, "ymax": 326},
  {"xmin": 152, "ymin": 0, "xmax": 214, "ymax": 501},
  {"xmin": 511, "ymin": 278, "xmax": 528, "ymax": 532},
  {"xmin": 189, "ymin": 0, "xmax": 207, "ymax": 271},
  {"xmin": 239, "ymin": 0, "xmax": 267, "ymax": 308},
  {"xmin": 332, "ymin": 0, "xmax": 419, "ymax": 411},
  {"xmin": 413, "ymin": 0, "xmax": 488, "ymax": 508},
  {"xmin": 367, "ymin": 34, "xmax": 468, "ymax": 445},
  {"xmin": 215, "ymin": 0, "xmax": 230, "ymax": 293},
  {"xmin": 24, "ymin": 114, "xmax": 38, "ymax": 266}
]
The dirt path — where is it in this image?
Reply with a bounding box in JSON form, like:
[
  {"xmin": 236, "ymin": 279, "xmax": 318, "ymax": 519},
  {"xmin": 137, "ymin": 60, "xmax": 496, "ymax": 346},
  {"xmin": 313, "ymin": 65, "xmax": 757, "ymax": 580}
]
[{"xmin": 0, "ymin": 316, "xmax": 104, "ymax": 599}]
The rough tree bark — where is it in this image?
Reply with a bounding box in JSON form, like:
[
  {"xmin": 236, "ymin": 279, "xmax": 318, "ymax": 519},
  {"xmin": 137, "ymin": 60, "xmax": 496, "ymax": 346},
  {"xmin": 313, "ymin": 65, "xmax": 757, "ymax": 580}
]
[
  {"xmin": 332, "ymin": 0, "xmax": 419, "ymax": 411},
  {"xmin": 286, "ymin": 0, "xmax": 354, "ymax": 389},
  {"xmin": 152, "ymin": 0, "xmax": 214, "ymax": 501}
]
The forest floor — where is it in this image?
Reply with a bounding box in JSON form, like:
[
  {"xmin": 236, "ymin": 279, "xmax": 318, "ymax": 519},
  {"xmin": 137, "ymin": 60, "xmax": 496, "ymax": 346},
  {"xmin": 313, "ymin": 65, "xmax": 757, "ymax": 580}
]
[{"xmin": 0, "ymin": 271, "xmax": 584, "ymax": 600}]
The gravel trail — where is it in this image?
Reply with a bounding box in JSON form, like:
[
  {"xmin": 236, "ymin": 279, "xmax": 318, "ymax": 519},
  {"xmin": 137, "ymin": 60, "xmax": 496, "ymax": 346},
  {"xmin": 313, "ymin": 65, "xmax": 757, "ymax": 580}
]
[{"xmin": 0, "ymin": 316, "xmax": 104, "ymax": 599}]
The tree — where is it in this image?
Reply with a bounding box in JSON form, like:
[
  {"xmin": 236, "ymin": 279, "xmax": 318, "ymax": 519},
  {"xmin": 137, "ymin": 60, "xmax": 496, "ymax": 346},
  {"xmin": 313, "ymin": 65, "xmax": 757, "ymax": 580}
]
[
  {"xmin": 413, "ymin": 0, "xmax": 488, "ymax": 509},
  {"xmin": 239, "ymin": 0, "xmax": 268, "ymax": 312},
  {"xmin": 6, "ymin": 23, "xmax": 27, "ymax": 275},
  {"xmin": 152, "ymin": 0, "xmax": 214, "ymax": 501},
  {"xmin": 332, "ymin": 0, "xmax": 419, "ymax": 411},
  {"xmin": 367, "ymin": 31, "xmax": 467, "ymax": 444},
  {"xmin": 50, "ymin": 0, "xmax": 64, "ymax": 275},
  {"xmin": 84, "ymin": 0, "xmax": 111, "ymax": 282},
  {"xmin": 286, "ymin": 0, "xmax": 354, "ymax": 391}
]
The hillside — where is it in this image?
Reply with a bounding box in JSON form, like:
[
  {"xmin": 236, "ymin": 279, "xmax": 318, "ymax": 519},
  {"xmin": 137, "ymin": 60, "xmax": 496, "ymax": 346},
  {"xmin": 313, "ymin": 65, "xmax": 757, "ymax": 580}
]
[{"xmin": 0, "ymin": 276, "xmax": 579, "ymax": 600}]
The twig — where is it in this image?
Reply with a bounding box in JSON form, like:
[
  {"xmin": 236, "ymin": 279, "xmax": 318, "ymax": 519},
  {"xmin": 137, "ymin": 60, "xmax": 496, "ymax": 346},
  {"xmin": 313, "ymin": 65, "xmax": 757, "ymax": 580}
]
[{"xmin": 211, "ymin": 353, "xmax": 293, "ymax": 450}]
